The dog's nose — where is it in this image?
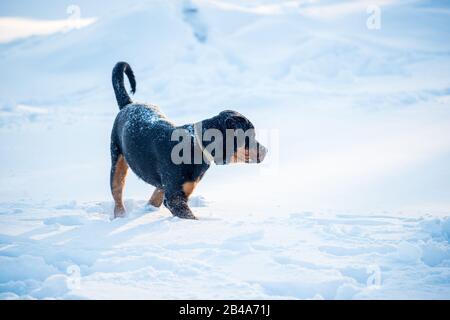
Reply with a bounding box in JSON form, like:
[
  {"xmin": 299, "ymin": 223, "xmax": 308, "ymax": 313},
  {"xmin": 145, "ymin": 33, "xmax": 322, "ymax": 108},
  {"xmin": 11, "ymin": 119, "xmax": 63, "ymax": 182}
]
[{"xmin": 257, "ymin": 144, "xmax": 267, "ymax": 163}]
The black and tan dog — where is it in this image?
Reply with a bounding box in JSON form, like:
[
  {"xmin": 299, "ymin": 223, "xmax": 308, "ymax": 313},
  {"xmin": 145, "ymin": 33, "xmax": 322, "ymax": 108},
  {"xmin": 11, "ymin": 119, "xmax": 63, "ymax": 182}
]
[{"xmin": 110, "ymin": 62, "xmax": 267, "ymax": 219}]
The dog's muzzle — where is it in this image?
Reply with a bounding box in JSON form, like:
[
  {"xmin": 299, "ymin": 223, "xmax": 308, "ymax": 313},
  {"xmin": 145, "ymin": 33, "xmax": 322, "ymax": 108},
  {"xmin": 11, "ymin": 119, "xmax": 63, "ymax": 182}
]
[{"xmin": 256, "ymin": 144, "xmax": 267, "ymax": 163}]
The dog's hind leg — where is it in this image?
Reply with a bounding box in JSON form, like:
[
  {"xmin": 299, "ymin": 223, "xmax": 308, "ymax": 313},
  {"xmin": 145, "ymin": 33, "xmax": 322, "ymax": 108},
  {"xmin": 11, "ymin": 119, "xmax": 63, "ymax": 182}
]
[
  {"xmin": 148, "ymin": 188, "xmax": 164, "ymax": 208},
  {"xmin": 110, "ymin": 144, "xmax": 129, "ymax": 218}
]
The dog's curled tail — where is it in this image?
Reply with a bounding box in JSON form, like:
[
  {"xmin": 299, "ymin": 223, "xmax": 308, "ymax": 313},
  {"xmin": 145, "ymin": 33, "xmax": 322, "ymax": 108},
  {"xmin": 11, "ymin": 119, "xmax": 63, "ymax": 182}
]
[{"xmin": 112, "ymin": 61, "xmax": 136, "ymax": 109}]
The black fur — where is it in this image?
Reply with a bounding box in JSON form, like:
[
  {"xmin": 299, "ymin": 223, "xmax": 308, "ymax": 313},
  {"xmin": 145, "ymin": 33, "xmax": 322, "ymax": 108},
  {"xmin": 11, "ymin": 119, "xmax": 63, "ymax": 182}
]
[{"xmin": 110, "ymin": 62, "xmax": 267, "ymax": 219}]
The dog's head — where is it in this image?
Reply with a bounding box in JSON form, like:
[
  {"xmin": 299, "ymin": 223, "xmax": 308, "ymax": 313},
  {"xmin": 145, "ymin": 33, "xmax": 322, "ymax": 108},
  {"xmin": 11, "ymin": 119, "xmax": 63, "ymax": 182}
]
[{"xmin": 213, "ymin": 110, "xmax": 267, "ymax": 165}]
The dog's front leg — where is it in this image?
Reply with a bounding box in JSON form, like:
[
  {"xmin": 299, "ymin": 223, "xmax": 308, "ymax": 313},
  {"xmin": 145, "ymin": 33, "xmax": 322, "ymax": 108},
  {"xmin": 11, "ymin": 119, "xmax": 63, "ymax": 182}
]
[{"xmin": 164, "ymin": 192, "xmax": 196, "ymax": 220}]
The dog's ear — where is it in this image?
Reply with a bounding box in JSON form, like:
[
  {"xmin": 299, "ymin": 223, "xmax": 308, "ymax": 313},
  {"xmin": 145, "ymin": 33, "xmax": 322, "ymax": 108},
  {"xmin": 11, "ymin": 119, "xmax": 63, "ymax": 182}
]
[
  {"xmin": 225, "ymin": 116, "xmax": 238, "ymax": 129},
  {"xmin": 220, "ymin": 111, "xmax": 249, "ymax": 130}
]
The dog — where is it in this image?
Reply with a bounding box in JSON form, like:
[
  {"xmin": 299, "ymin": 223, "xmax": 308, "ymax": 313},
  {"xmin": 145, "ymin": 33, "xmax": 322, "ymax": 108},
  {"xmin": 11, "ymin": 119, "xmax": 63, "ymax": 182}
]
[{"xmin": 110, "ymin": 62, "xmax": 267, "ymax": 219}]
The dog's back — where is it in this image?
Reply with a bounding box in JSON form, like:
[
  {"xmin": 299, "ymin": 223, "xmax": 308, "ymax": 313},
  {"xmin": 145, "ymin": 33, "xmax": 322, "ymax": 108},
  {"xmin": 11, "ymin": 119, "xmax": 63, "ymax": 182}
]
[{"xmin": 114, "ymin": 104, "xmax": 173, "ymax": 187}]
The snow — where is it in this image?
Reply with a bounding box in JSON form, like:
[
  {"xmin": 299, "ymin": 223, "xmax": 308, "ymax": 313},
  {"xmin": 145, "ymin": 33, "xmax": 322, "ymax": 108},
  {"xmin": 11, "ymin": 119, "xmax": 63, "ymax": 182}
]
[
  {"xmin": 1, "ymin": 200, "xmax": 448, "ymax": 299},
  {"xmin": 0, "ymin": 0, "xmax": 450, "ymax": 299}
]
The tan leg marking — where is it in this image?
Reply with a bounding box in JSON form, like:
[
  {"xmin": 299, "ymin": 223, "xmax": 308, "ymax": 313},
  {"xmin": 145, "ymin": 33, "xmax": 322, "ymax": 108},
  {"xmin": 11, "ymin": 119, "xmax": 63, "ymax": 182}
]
[
  {"xmin": 182, "ymin": 180, "xmax": 199, "ymax": 198},
  {"xmin": 112, "ymin": 154, "xmax": 129, "ymax": 217},
  {"xmin": 148, "ymin": 188, "xmax": 164, "ymax": 207}
]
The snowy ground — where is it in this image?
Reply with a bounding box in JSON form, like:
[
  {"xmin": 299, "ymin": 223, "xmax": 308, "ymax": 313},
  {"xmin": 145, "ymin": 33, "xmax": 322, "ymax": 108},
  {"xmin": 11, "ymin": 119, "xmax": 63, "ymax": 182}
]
[{"xmin": 0, "ymin": 0, "xmax": 450, "ymax": 299}]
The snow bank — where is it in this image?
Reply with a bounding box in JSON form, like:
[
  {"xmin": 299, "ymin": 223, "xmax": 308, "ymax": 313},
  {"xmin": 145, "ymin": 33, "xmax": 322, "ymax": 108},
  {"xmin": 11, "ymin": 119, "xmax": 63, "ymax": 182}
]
[{"xmin": 0, "ymin": 201, "xmax": 449, "ymax": 299}]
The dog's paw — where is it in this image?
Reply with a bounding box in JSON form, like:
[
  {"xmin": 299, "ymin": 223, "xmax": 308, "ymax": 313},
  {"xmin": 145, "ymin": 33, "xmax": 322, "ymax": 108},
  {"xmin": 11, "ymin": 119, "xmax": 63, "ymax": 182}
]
[
  {"xmin": 174, "ymin": 212, "xmax": 197, "ymax": 220},
  {"xmin": 114, "ymin": 206, "xmax": 126, "ymax": 219}
]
